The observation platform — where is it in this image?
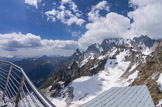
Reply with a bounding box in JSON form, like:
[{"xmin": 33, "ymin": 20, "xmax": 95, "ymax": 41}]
[{"xmin": 0, "ymin": 60, "xmax": 55, "ymax": 107}]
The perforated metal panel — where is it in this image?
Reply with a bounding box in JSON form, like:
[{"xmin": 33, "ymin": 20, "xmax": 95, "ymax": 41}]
[{"xmin": 80, "ymin": 85, "xmax": 155, "ymax": 107}]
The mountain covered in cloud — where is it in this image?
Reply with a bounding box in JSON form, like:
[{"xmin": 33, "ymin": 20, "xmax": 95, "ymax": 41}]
[{"xmin": 39, "ymin": 35, "xmax": 162, "ymax": 107}]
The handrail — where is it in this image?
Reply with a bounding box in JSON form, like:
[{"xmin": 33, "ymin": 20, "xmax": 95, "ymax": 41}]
[{"xmin": 0, "ymin": 60, "xmax": 55, "ymax": 107}]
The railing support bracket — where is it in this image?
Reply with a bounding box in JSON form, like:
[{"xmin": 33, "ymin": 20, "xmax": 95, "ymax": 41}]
[
  {"xmin": 15, "ymin": 76, "xmax": 25, "ymax": 107},
  {"xmin": 3, "ymin": 64, "xmax": 12, "ymax": 102}
]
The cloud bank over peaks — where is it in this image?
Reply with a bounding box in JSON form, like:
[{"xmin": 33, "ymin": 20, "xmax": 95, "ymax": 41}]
[
  {"xmin": 79, "ymin": 12, "xmax": 131, "ymax": 48},
  {"xmin": 78, "ymin": 1, "xmax": 132, "ymax": 48},
  {"xmin": 0, "ymin": 33, "xmax": 79, "ymax": 57},
  {"xmin": 45, "ymin": 0, "xmax": 85, "ymax": 26}
]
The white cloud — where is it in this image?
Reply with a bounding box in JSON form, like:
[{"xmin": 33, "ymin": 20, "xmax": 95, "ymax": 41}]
[
  {"xmin": 0, "ymin": 33, "xmax": 42, "ymax": 51},
  {"xmin": 45, "ymin": 9, "xmax": 58, "ymax": 22},
  {"xmin": 128, "ymin": 0, "xmax": 162, "ymax": 38},
  {"xmin": 61, "ymin": 0, "xmax": 71, "ymax": 4},
  {"xmin": 93, "ymin": 0, "xmax": 110, "ymax": 11},
  {"xmin": 25, "ymin": 0, "xmax": 41, "ymax": 8},
  {"xmin": 129, "ymin": 0, "xmax": 154, "ymax": 8},
  {"xmin": 61, "ymin": 0, "xmax": 78, "ymax": 12},
  {"xmin": 71, "ymin": 31, "xmax": 81, "ymax": 37},
  {"xmin": 0, "ymin": 33, "xmax": 79, "ymax": 57},
  {"xmin": 79, "ymin": 12, "xmax": 131, "ymax": 48},
  {"xmin": 45, "ymin": 0, "xmax": 85, "ymax": 26},
  {"xmin": 78, "ymin": 1, "xmax": 131, "ymax": 48},
  {"xmin": 72, "ymin": 32, "xmax": 78, "ymax": 37},
  {"xmin": 88, "ymin": 0, "xmax": 110, "ymax": 22},
  {"xmin": 42, "ymin": 39, "xmax": 79, "ymax": 50}
]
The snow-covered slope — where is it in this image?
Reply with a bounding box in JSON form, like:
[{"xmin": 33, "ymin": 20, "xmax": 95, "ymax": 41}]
[{"xmin": 47, "ymin": 48, "xmax": 141, "ymax": 107}]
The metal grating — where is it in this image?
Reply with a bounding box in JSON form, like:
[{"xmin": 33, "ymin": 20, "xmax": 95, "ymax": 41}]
[{"xmin": 80, "ymin": 85, "xmax": 155, "ymax": 107}]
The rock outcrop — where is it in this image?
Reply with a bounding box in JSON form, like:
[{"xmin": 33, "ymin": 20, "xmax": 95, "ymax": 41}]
[
  {"xmin": 160, "ymin": 40, "xmax": 162, "ymax": 47},
  {"xmin": 152, "ymin": 41, "xmax": 159, "ymax": 52},
  {"xmin": 130, "ymin": 47, "xmax": 162, "ymax": 104}
]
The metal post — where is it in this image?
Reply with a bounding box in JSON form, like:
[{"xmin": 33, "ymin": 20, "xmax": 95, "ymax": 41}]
[
  {"xmin": 3, "ymin": 64, "xmax": 12, "ymax": 101},
  {"xmin": 0, "ymin": 61, "xmax": 1, "ymax": 68},
  {"xmin": 15, "ymin": 76, "xmax": 25, "ymax": 107},
  {"xmin": 20, "ymin": 69, "xmax": 56, "ymax": 107}
]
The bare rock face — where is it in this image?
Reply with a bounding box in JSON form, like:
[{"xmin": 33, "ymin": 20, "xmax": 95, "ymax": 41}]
[
  {"xmin": 65, "ymin": 86, "xmax": 74, "ymax": 105},
  {"xmin": 130, "ymin": 47, "xmax": 162, "ymax": 105},
  {"xmin": 152, "ymin": 41, "xmax": 159, "ymax": 52},
  {"xmin": 160, "ymin": 40, "xmax": 162, "ymax": 47},
  {"xmin": 129, "ymin": 40, "xmax": 140, "ymax": 51},
  {"xmin": 133, "ymin": 35, "xmax": 155, "ymax": 48},
  {"xmin": 101, "ymin": 38, "xmax": 124, "ymax": 52},
  {"xmin": 83, "ymin": 43, "xmax": 102, "ymax": 59}
]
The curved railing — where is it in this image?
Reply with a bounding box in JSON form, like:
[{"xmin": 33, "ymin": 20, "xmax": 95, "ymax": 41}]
[{"xmin": 0, "ymin": 60, "xmax": 55, "ymax": 107}]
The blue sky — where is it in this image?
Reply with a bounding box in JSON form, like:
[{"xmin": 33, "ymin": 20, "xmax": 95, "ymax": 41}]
[
  {"xmin": 0, "ymin": 0, "xmax": 162, "ymax": 57},
  {"xmin": 0, "ymin": 0, "xmax": 132, "ymax": 40}
]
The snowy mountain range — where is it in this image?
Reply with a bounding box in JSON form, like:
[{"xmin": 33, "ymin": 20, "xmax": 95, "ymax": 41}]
[
  {"xmin": 38, "ymin": 35, "xmax": 162, "ymax": 107},
  {"xmin": 20, "ymin": 35, "xmax": 162, "ymax": 107}
]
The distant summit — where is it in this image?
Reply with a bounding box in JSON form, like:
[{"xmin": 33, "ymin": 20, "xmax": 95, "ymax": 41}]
[
  {"xmin": 133, "ymin": 35, "xmax": 156, "ymax": 48},
  {"xmin": 101, "ymin": 38, "xmax": 125, "ymax": 52}
]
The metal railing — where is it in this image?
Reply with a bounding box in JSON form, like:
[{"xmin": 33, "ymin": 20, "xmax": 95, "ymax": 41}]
[{"xmin": 0, "ymin": 60, "xmax": 55, "ymax": 107}]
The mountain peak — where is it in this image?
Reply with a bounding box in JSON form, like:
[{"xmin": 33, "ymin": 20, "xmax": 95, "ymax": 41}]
[
  {"xmin": 139, "ymin": 35, "xmax": 151, "ymax": 39},
  {"xmin": 73, "ymin": 48, "xmax": 81, "ymax": 56},
  {"xmin": 133, "ymin": 35, "xmax": 152, "ymax": 42},
  {"xmin": 133, "ymin": 35, "xmax": 154, "ymax": 48},
  {"xmin": 86, "ymin": 43, "xmax": 99, "ymax": 51},
  {"xmin": 83, "ymin": 43, "xmax": 102, "ymax": 59},
  {"xmin": 101, "ymin": 38, "xmax": 124, "ymax": 52}
]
